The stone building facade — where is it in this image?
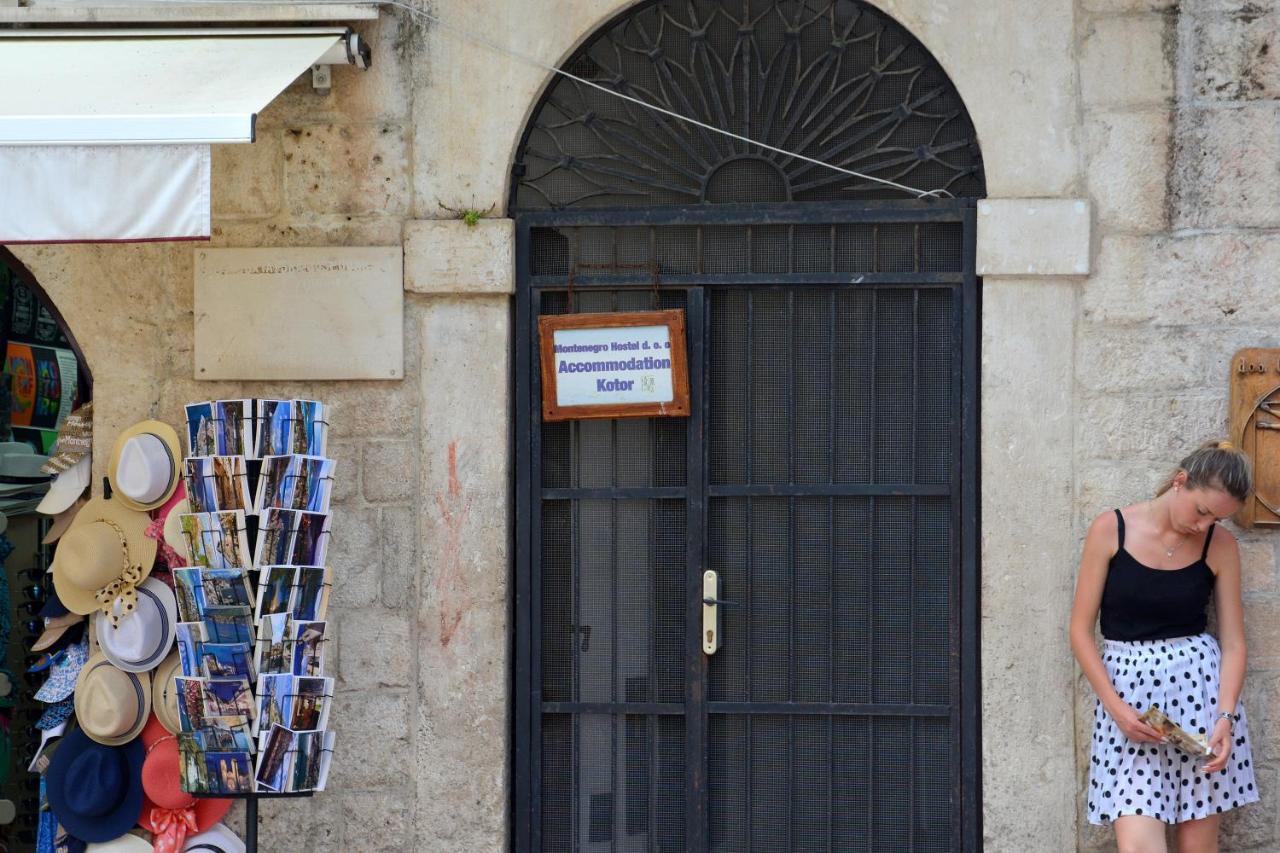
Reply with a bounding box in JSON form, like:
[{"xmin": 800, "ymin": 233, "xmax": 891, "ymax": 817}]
[{"xmin": 2, "ymin": 0, "xmax": 1278, "ymax": 850}]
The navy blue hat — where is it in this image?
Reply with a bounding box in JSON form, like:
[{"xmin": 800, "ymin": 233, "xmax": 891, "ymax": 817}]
[
  {"xmin": 46, "ymin": 728, "xmax": 144, "ymax": 842},
  {"xmin": 40, "ymin": 590, "xmax": 70, "ymax": 619}
]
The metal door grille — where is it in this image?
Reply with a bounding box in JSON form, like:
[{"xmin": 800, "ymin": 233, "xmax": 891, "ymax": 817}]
[{"xmin": 514, "ymin": 202, "xmax": 980, "ymax": 852}]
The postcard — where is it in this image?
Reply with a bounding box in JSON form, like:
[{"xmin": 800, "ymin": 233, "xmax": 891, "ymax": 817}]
[
  {"xmin": 172, "ymin": 569, "xmax": 206, "ymax": 623},
  {"xmin": 290, "ymin": 456, "xmax": 336, "ymax": 515},
  {"xmin": 254, "ymin": 673, "xmax": 294, "ymax": 737},
  {"xmin": 202, "ymin": 608, "xmax": 254, "ymax": 646},
  {"xmin": 289, "ymin": 676, "xmax": 332, "ymax": 731},
  {"xmin": 209, "ymin": 456, "xmax": 252, "ymax": 514},
  {"xmin": 177, "ymin": 733, "xmax": 210, "ymax": 795},
  {"xmin": 175, "ymin": 622, "xmax": 206, "ymax": 678},
  {"xmin": 175, "ymin": 676, "xmax": 207, "ymax": 732},
  {"xmin": 204, "ymin": 750, "xmax": 254, "ymax": 794},
  {"xmin": 293, "ymin": 400, "xmax": 327, "ymax": 457},
  {"xmin": 185, "ymin": 402, "xmax": 216, "ymax": 458},
  {"xmin": 202, "ymin": 678, "xmax": 255, "ymax": 721},
  {"xmin": 255, "ymin": 455, "xmax": 294, "ymax": 515},
  {"xmin": 200, "ymin": 715, "xmax": 256, "ymax": 753},
  {"xmin": 255, "ymin": 508, "xmax": 297, "ymax": 568},
  {"xmin": 257, "ymin": 400, "xmax": 294, "ymax": 460},
  {"xmin": 315, "ymin": 731, "xmax": 335, "ymax": 792},
  {"xmin": 291, "ymin": 621, "xmax": 326, "ymax": 677},
  {"xmin": 184, "ymin": 458, "xmax": 217, "ymax": 514},
  {"xmin": 292, "ymin": 567, "xmax": 330, "ymax": 623},
  {"xmin": 291, "ymin": 729, "xmax": 326, "ymax": 792},
  {"xmin": 290, "ymin": 512, "xmax": 330, "ymax": 567},
  {"xmin": 205, "ymin": 512, "xmax": 253, "ymax": 570},
  {"xmin": 254, "ymin": 613, "xmax": 292, "ymax": 676},
  {"xmin": 201, "ymin": 642, "xmax": 254, "ymax": 681},
  {"xmin": 255, "ymin": 723, "xmax": 293, "ymax": 792},
  {"xmin": 202, "ymin": 568, "xmax": 252, "ymax": 609},
  {"xmin": 213, "ymin": 399, "xmax": 253, "ymax": 457},
  {"xmin": 255, "ymin": 566, "xmax": 296, "ymax": 621}
]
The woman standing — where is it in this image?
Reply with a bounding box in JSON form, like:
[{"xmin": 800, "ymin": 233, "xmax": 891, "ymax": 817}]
[{"xmin": 1070, "ymin": 440, "xmax": 1259, "ymax": 852}]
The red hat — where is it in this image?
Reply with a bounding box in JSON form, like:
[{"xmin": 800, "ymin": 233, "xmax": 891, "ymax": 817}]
[{"xmin": 137, "ymin": 715, "xmax": 231, "ymax": 844}]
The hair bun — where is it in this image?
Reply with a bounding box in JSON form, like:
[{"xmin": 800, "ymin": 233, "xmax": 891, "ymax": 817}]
[{"xmin": 1219, "ymin": 440, "xmax": 1235, "ymax": 451}]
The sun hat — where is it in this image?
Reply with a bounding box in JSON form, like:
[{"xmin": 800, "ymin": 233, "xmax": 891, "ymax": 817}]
[
  {"xmin": 87, "ymin": 833, "xmax": 152, "ymax": 852},
  {"xmin": 109, "ymin": 420, "xmax": 181, "ymax": 512},
  {"xmin": 31, "ymin": 611, "xmax": 85, "ymax": 653},
  {"xmin": 96, "ymin": 577, "xmax": 177, "ymax": 673},
  {"xmin": 37, "ymin": 696, "xmax": 76, "ymax": 730},
  {"xmin": 183, "ymin": 823, "xmax": 245, "ymax": 853},
  {"xmin": 0, "ymin": 444, "xmax": 50, "ymax": 494},
  {"xmin": 52, "ymin": 496, "xmax": 157, "ymax": 623},
  {"xmin": 139, "ymin": 729, "xmax": 232, "ymax": 848},
  {"xmin": 41, "ymin": 589, "xmax": 71, "ymax": 618},
  {"xmin": 43, "ymin": 493, "xmax": 89, "ymax": 545},
  {"xmin": 162, "ymin": 496, "xmax": 192, "ymax": 559},
  {"xmin": 34, "ymin": 634, "xmax": 89, "ymax": 703},
  {"xmin": 152, "ymin": 649, "xmax": 184, "ymax": 735},
  {"xmin": 46, "ymin": 727, "xmax": 145, "ymax": 843},
  {"xmin": 43, "ymin": 401, "xmax": 93, "ymax": 475},
  {"xmin": 38, "ymin": 455, "xmax": 91, "ymax": 516},
  {"xmin": 74, "ymin": 652, "xmax": 152, "ymax": 745}
]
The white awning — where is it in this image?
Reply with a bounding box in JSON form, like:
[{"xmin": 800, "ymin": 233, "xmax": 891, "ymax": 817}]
[
  {"xmin": 0, "ymin": 28, "xmax": 367, "ymax": 145},
  {"xmin": 0, "ymin": 27, "xmax": 371, "ymax": 243}
]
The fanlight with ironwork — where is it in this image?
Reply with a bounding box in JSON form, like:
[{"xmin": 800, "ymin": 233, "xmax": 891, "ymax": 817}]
[{"xmin": 512, "ymin": 0, "xmax": 985, "ymax": 209}]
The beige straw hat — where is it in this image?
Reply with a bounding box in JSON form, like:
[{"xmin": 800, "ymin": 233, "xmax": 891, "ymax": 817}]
[
  {"xmin": 51, "ymin": 496, "xmax": 156, "ymax": 621},
  {"xmin": 73, "ymin": 652, "xmax": 152, "ymax": 746},
  {"xmin": 151, "ymin": 649, "xmax": 184, "ymax": 736}
]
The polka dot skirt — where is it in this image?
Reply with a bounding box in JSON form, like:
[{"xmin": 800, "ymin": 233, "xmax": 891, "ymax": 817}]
[{"xmin": 1088, "ymin": 633, "xmax": 1259, "ymax": 825}]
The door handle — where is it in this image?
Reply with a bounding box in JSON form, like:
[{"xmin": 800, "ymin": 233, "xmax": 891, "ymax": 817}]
[
  {"xmin": 702, "ymin": 570, "xmax": 720, "ymax": 655},
  {"xmin": 702, "ymin": 571, "xmax": 740, "ymax": 655}
]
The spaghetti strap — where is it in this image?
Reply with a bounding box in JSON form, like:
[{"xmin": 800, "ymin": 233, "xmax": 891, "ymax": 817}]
[
  {"xmin": 1114, "ymin": 508, "xmax": 1125, "ymax": 549},
  {"xmin": 1201, "ymin": 523, "xmax": 1216, "ymax": 561}
]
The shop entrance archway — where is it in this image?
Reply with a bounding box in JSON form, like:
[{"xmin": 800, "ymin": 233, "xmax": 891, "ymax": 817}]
[{"xmin": 511, "ymin": 2, "xmax": 984, "ymax": 849}]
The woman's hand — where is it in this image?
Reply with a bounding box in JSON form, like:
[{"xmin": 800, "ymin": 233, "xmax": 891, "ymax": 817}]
[
  {"xmin": 1106, "ymin": 701, "xmax": 1164, "ymax": 743},
  {"xmin": 1201, "ymin": 718, "xmax": 1234, "ymax": 773}
]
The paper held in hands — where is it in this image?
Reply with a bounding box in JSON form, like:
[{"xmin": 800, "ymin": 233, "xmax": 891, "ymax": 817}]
[{"xmin": 1140, "ymin": 705, "xmax": 1216, "ymax": 760}]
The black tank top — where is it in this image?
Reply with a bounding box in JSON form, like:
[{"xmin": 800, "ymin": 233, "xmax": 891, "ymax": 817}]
[{"xmin": 1099, "ymin": 509, "xmax": 1216, "ymax": 642}]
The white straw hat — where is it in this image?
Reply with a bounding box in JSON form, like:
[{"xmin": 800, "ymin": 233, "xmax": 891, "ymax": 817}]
[
  {"xmin": 96, "ymin": 578, "xmax": 177, "ymax": 673},
  {"xmin": 108, "ymin": 420, "xmax": 181, "ymax": 512}
]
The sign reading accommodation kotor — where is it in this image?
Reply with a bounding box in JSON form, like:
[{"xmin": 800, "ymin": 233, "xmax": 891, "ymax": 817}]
[{"xmin": 538, "ymin": 310, "xmax": 690, "ymax": 421}]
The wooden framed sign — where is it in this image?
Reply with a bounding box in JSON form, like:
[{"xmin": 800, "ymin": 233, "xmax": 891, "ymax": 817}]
[{"xmin": 538, "ymin": 309, "xmax": 690, "ymax": 421}]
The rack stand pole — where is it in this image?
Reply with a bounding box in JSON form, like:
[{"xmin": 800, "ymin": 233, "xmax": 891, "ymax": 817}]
[{"xmin": 246, "ymin": 795, "xmax": 258, "ymax": 852}]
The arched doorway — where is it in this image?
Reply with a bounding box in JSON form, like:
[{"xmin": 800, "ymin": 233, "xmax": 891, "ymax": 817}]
[
  {"xmin": 0, "ymin": 248, "xmax": 91, "ymax": 852},
  {"xmin": 512, "ymin": 2, "xmax": 983, "ymax": 849}
]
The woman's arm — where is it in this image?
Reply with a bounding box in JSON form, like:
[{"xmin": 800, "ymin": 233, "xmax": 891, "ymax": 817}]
[
  {"xmin": 1069, "ymin": 511, "xmax": 1162, "ymax": 743},
  {"xmin": 1203, "ymin": 530, "xmax": 1245, "ymax": 773}
]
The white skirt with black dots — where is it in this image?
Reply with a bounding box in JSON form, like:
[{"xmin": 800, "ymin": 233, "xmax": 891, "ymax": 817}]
[{"xmin": 1087, "ymin": 633, "xmax": 1260, "ymax": 825}]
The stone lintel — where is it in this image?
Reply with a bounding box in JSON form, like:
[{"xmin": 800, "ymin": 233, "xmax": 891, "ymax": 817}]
[
  {"xmin": 403, "ymin": 218, "xmax": 515, "ymax": 296},
  {"xmin": 976, "ymin": 198, "xmax": 1092, "ymax": 277}
]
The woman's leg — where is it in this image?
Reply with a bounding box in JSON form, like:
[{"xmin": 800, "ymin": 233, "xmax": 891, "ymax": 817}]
[
  {"xmin": 1174, "ymin": 814, "xmax": 1220, "ymax": 853},
  {"xmin": 1114, "ymin": 815, "xmax": 1168, "ymax": 853}
]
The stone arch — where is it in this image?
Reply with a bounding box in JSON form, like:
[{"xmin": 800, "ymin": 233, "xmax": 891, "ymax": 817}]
[{"xmin": 509, "ymin": 0, "xmax": 985, "ymax": 211}]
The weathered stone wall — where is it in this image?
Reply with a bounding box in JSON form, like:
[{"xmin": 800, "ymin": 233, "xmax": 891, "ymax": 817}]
[
  {"xmin": 1075, "ymin": 0, "xmax": 1280, "ymax": 850},
  {"xmin": 9, "ymin": 0, "xmax": 1278, "ymax": 850}
]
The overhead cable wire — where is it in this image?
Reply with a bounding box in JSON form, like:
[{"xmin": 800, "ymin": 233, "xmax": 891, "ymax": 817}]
[{"xmin": 183, "ymin": 0, "xmax": 955, "ymax": 199}]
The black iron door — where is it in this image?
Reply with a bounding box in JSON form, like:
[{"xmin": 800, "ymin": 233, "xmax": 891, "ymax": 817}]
[{"xmin": 514, "ymin": 202, "xmax": 979, "ymax": 852}]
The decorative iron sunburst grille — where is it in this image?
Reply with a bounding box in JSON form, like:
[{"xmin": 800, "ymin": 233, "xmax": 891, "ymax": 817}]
[{"xmin": 512, "ymin": 0, "xmax": 985, "ymax": 210}]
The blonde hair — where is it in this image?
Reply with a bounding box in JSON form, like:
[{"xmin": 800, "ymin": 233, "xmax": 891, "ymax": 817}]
[{"xmin": 1155, "ymin": 439, "xmax": 1252, "ymax": 502}]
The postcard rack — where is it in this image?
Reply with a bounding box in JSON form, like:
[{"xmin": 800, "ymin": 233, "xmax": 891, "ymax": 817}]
[{"xmin": 173, "ymin": 400, "xmax": 337, "ymax": 853}]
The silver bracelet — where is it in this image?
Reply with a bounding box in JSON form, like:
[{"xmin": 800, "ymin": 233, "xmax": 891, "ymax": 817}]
[{"xmin": 1216, "ymin": 711, "xmax": 1239, "ymax": 725}]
